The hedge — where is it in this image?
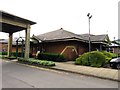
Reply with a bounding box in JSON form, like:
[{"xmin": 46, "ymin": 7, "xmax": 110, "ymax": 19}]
[
  {"xmin": 0, "ymin": 55, "xmax": 8, "ymax": 59},
  {"xmin": 37, "ymin": 53, "xmax": 65, "ymax": 62},
  {"xmin": 0, "ymin": 52, "xmax": 7, "ymax": 55},
  {"xmin": 101, "ymin": 51, "xmax": 118, "ymax": 59},
  {"xmin": 75, "ymin": 51, "xmax": 118, "ymax": 68},
  {"xmin": 18, "ymin": 58, "xmax": 55, "ymax": 66},
  {"xmin": 101, "ymin": 51, "xmax": 118, "ymax": 64},
  {"xmin": 12, "ymin": 52, "xmax": 24, "ymax": 57},
  {"xmin": 7, "ymin": 56, "xmax": 17, "ymax": 59},
  {"xmin": 0, "ymin": 52, "xmax": 25, "ymax": 57},
  {"xmin": 75, "ymin": 51, "xmax": 106, "ymax": 67}
]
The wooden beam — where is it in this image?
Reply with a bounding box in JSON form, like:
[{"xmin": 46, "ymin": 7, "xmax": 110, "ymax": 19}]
[{"xmin": 0, "ymin": 17, "xmax": 28, "ymax": 28}]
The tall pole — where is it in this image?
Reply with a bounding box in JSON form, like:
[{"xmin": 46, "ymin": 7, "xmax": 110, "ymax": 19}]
[
  {"xmin": 87, "ymin": 13, "xmax": 92, "ymax": 65},
  {"xmin": 88, "ymin": 17, "xmax": 91, "ymax": 52},
  {"xmin": 87, "ymin": 13, "xmax": 92, "ymax": 52}
]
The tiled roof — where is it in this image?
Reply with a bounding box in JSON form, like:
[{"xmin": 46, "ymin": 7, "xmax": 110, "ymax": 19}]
[
  {"xmin": 35, "ymin": 28, "xmax": 86, "ymax": 42},
  {"xmin": 80, "ymin": 34, "xmax": 109, "ymax": 42},
  {"xmin": 33, "ymin": 28, "xmax": 110, "ymax": 44}
]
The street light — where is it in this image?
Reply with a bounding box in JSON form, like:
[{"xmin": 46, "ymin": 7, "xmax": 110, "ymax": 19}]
[
  {"xmin": 87, "ymin": 13, "xmax": 92, "ymax": 52},
  {"xmin": 113, "ymin": 37, "xmax": 115, "ymax": 53}
]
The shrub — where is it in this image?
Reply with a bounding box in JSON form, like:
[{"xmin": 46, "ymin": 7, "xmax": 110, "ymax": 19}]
[
  {"xmin": 89, "ymin": 51, "xmax": 106, "ymax": 67},
  {"xmin": 0, "ymin": 52, "xmax": 25, "ymax": 57},
  {"xmin": 12, "ymin": 52, "xmax": 24, "ymax": 57},
  {"xmin": 0, "ymin": 55, "xmax": 8, "ymax": 59},
  {"xmin": 75, "ymin": 53, "xmax": 90, "ymax": 66},
  {"xmin": 18, "ymin": 57, "xmax": 25, "ymax": 63},
  {"xmin": 75, "ymin": 51, "xmax": 106, "ymax": 67},
  {"xmin": 18, "ymin": 58, "xmax": 55, "ymax": 66},
  {"xmin": 100, "ymin": 51, "xmax": 118, "ymax": 65},
  {"xmin": 38, "ymin": 53, "xmax": 65, "ymax": 62},
  {"xmin": 7, "ymin": 56, "xmax": 16, "ymax": 60},
  {"xmin": 101, "ymin": 51, "xmax": 118, "ymax": 59},
  {"xmin": 0, "ymin": 52, "xmax": 7, "ymax": 55},
  {"xmin": 75, "ymin": 51, "xmax": 118, "ymax": 68}
]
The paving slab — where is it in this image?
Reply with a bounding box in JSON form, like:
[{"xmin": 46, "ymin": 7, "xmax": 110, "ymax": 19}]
[{"xmin": 51, "ymin": 62, "xmax": 120, "ymax": 81}]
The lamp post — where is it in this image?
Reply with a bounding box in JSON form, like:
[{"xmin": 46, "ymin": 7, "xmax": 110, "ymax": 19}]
[
  {"xmin": 113, "ymin": 37, "xmax": 115, "ymax": 53},
  {"xmin": 87, "ymin": 13, "xmax": 92, "ymax": 52}
]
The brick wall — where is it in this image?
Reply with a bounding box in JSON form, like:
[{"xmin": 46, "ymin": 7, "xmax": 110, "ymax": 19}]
[
  {"xmin": 42, "ymin": 41, "xmax": 88, "ymax": 60},
  {"xmin": 0, "ymin": 43, "xmax": 8, "ymax": 52}
]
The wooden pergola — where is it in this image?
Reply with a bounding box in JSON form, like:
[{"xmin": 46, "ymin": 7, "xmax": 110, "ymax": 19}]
[{"xmin": 0, "ymin": 10, "xmax": 36, "ymax": 59}]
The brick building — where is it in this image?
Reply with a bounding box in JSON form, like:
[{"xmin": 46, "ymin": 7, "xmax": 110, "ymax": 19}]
[
  {"xmin": 0, "ymin": 39, "xmax": 8, "ymax": 52},
  {"xmin": 31, "ymin": 28, "xmax": 110, "ymax": 60}
]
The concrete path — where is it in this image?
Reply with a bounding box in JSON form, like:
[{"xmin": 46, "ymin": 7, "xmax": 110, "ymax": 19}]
[{"xmin": 50, "ymin": 62, "xmax": 119, "ymax": 81}]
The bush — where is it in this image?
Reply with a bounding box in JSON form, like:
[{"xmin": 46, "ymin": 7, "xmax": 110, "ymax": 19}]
[
  {"xmin": 0, "ymin": 52, "xmax": 7, "ymax": 55},
  {"xmin": 75, "ymin": 51, "xmax": 118, "ymax": 68},
  {"xmin": 38, "ymin": 53, "xmax": 65, "ymax": 62},
  {"xmin": 12, "ymin": 52, "xmax": 24, "ymax": 57},
  {"xmin": 7, "ymin": 56, "xmax": 16, "ymax": 60},
  {"xmin": 100, "ymin": 51, "xmax": 118, "ymax": 65},
  {"xmin": 101, "ymin": 51, "xmax": 118, "ymax": 59},
  {"xmin": 18, "ymin": 58, "xmax": 55, "ymax": 66},
  {"xmin": 75, "ymin": 51, "xmax": 106, "ymax": 67},
  {"xmin": 0, "ymin": 55, "xmax": 8, "ymax": 59},
  {"xmin": 0, "ymin": 52, "xmax": 24, "ymax": 57},
  {"xmin": 17, "ymin": 57, "xmax": 25, "ymax": 63}
]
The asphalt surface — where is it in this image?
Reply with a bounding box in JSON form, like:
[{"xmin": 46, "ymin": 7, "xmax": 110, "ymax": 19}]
[{"xmin": 2, "ymin": 60, "xmax": 119, "ymax": 88}]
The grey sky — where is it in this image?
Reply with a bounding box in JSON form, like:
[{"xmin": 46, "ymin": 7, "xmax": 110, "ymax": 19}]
[{"xmin": 0, "ymin": 0, "xmax": 119, "ymax": 40}]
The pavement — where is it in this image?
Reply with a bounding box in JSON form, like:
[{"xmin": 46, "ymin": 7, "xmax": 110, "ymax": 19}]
[
  {"xmin": 50, "ymin": 61, "xmax": 120, "ymax": 82},
  {"xmin": 5, "ymin": 59, "xmax": 120, "ymax": 82}
]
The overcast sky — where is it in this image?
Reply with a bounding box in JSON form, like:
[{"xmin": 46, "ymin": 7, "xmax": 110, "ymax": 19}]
[{"xmin": 0, "ymin": 0, "xmax": 119, "ymax": 40}]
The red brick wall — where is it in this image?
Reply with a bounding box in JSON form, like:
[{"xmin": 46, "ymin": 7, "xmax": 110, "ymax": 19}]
[
  {"xmin": 42, "ymin": 41, "xmax": 88, "ymax": 60},
  {"xmin": 12, "ymin": 46, "xmax": 22, "ymax": 52},
  {"xmin": 77, "ymin": 42, "xmax": 88, "ymax": 55},
  {"xmin": 30, "ymin": 41, "xmax": 107, "ymax": 60},
  {"xmin": 0, "ymin": 43, "xmax": 8, "ymax": 52}
]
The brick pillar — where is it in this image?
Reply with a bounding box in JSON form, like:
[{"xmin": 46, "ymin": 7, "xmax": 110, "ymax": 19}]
[
  {"xmin": 24, "ymin": 25, "xmax": 31, "ymax": 59},
  {"xmin": 8, "ymin": 33, "xmax": 13, "ymax": 57}
]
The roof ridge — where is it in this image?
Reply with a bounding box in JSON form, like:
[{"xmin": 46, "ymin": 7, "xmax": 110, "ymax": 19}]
[
  {"xmin": 35, "ymin": 28, "xmax": 84, "ymax": 41},
  {"xmin": 36, "ymin": 28, "xmax": 75, "ymax": 36},
  {"xmin": 33, "ymin": 28, "xmax": 109, "ymax": 43}
]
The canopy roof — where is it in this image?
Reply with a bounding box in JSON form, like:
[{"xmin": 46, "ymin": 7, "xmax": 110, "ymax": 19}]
[{"xmin": 0, "ymin": 10, "xmax": 36, "ymax": 33}]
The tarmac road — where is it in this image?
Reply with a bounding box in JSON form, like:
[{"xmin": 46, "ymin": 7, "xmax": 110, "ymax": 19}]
[{"xmin": 2, "ymin": 60, "xmax": 118, "ymax": 88}]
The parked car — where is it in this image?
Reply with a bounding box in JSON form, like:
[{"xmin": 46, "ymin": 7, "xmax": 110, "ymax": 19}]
[{"xmin": 109, "ymin": 57, "xmax": 120, "ymax": 69}]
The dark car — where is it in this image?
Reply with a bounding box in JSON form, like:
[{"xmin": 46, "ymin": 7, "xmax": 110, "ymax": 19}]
[{"xmin": 109, "ymin": 57, "xmax": 120, "ymax": 69}]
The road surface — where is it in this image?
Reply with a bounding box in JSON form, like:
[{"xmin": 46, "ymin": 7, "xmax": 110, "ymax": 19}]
[{"xmin": 2, "ymin": 60, "xmax": 118, "ymax": 88}]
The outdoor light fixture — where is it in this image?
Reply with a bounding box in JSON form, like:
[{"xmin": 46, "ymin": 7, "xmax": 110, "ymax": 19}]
[
  {"xmin": 87, "ymin": 13, "xmax": 90, "ymax": 17},
  {"xmin": 87, "ymin": 13, "xmax": 92, "ymax": 52}
]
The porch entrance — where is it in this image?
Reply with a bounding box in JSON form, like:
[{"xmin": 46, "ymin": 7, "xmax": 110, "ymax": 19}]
[{"xmin": 0, "ymin": 11, "xmax": 36, "ymax": 59}]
